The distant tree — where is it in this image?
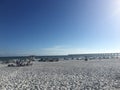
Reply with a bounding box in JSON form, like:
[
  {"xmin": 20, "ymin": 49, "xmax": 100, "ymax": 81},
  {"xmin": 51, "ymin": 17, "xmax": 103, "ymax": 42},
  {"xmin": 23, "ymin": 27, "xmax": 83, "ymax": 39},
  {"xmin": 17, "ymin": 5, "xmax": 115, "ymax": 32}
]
[
  {"xmin": 64, "ymin": 57, "xmax": 68, "ymax": 60},
  {"xmin": 85, "ymin": 56, "xmax": 88, "ymax": 61},
  {"xmin": 71, "ymin": 57, "xmax": 74, "ymax": 60}
]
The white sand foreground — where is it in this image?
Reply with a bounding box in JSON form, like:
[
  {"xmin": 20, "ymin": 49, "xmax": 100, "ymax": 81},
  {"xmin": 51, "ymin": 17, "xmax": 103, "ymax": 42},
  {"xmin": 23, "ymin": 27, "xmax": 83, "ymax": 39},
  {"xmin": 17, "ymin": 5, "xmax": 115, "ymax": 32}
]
[{"xmin": 0, "ymin": 59, "xmax": 120, "ymax": 90}]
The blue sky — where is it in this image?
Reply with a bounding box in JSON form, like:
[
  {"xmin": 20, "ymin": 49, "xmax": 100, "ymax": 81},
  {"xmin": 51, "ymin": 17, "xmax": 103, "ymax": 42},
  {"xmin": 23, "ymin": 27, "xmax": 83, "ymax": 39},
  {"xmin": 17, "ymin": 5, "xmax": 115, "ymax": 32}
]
[{"xmin": 0, "ymin": 0, "xmax": 120, "ymax": 56}]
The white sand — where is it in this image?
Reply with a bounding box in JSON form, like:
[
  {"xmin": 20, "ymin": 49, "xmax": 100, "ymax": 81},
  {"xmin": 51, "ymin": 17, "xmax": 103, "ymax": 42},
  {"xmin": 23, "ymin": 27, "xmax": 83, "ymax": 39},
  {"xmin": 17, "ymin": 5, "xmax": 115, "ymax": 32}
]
[{"xmin": 0, "ymin": 59, "xmax": 120, "ymax": 90}]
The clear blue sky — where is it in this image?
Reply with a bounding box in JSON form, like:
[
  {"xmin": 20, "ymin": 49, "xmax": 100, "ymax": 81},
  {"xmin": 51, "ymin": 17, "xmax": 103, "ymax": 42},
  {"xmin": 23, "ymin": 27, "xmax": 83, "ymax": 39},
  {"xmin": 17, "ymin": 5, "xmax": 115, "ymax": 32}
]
[{"xmin": 0, "ymin": 0, "xmax": 120, "ymax": 56}]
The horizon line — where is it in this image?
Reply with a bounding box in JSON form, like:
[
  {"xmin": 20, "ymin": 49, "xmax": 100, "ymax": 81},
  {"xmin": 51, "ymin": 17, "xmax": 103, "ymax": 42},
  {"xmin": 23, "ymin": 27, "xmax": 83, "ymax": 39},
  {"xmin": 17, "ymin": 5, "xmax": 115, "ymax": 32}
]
[{"xmin": 0, "ymin": 52, "xmax": 120, "ymax": 57}]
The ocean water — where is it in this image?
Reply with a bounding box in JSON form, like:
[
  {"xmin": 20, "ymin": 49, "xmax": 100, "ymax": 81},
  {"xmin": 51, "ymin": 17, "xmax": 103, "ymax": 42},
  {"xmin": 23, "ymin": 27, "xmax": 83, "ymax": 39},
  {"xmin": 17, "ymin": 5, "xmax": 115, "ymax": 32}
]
[{"xmin": 0, "ymin": 53, "xmax": 119, "ymax": 61}]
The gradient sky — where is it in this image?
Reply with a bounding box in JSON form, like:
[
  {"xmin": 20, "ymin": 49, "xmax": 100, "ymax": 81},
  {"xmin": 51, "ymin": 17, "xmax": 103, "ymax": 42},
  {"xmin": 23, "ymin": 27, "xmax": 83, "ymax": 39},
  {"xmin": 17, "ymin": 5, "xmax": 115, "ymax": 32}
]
[{"xmin": 0, "ymin": 0, "xmax": 120, "ymax": 56}]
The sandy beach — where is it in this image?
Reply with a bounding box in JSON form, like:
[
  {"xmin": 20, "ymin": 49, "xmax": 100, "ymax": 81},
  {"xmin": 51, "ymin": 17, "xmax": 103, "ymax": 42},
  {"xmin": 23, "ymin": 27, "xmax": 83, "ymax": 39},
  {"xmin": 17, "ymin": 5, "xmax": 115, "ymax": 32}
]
[{"xmin": 0, "ymin": 59, "xmax": 120, "ymax": 90}]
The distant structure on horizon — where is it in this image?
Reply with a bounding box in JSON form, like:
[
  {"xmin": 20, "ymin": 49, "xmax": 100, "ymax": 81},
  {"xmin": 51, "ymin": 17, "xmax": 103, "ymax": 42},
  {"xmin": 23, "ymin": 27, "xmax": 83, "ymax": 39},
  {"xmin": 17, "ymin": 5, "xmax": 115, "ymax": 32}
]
[{"xmin": 68, "ymin": 53, "xmax": 120, "ymax": 59}]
